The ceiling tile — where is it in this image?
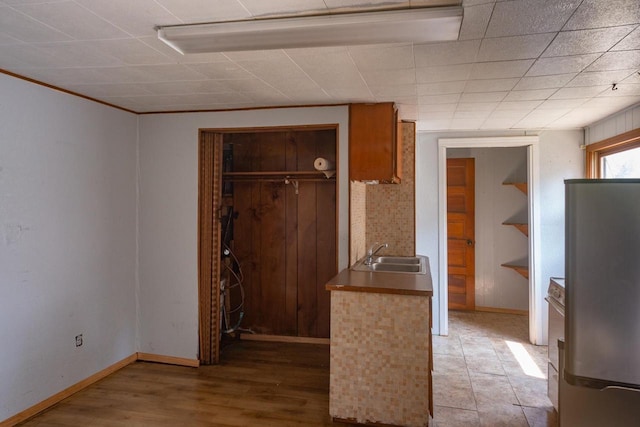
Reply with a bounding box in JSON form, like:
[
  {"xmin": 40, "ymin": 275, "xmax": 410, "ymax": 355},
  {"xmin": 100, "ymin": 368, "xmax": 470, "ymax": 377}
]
[
  {"xmin": 137, "ymin": 80, "xmax": 235, "ymax": 95},
  {"xmin": 187, "ymin": 62, "xmax": 255, "ymax": 80},
  {"xmin": 361, "ymin": 68, "xmax": 416, "ymax": 86},
  {"xmin": 470, "ymin": 59, "xmax": 534, "ymax": 79},
  {"xmin": 348, "ymin": 44, "xmax": 415, "ymax": 70},
  {"xmin": 585, "ymin": 50, "xmax": 640, "ymax": 72},
  {"xmin": 91, "ymin": 39, "xmax": 171, "ymax": 65},
  {"xmin": 456, "ymin": 102, "xmax": 498, "ymax": 111},
  {"xmin": 235, "ymin": 54, "xmax": 311, "ymax": 82},
  {"xmin": 29, "ymin": 41, "xmax": 125, "ymax": 67},
  {"xmin": 418, "ymin": 93, "xmax": 461, "ymax": 104},
  {"xmin": 536, "ymin": 98, "xmax": 588, "ymax": 109},
  {"xmin": 458, "ymin": 3, "xmax": 493, "ymax": 40},
  {"xmin": 0, "ymin": 6, "xmax": 71, "ymax": 42},
  {"xmin": 417, "ymin": 81, "xmax": 466, "ymax": 95},
  {"xmin": 287, "ymin": 49, "xmax": 369, "ymax": 90},
  {"xmin": 477, "ymin": 33, "xmax": 555, "ymax": 61},
  {"xmin": 419, "ymin": 103, "xmax": 457, "ymax": 113},
  {"xmin": 13, "ymin": 1, "xmax": 129, "ymax": 40},
  {"xmin": 515, "ymin": 109, "xmax": 568, "ymax": 128},
  {"xmin": 504, "ymin": 88, "xmax": 556, "ymax": 101},
  {"xmin": 155, "ymin": 0, "xmax": 250, "ymax": 22},
  {"xmin": 459, "ymin": 91, "xmax": 507, "ymax": 102},
  {"xmin": 515, "ymin": 73, "xmax": 576, "ymax": 90},
  {"xmin": 369, "ymin": 84, "xmax": 416, "ymax": 97},
  {"xmin": 542, "ymin": 26, "xmax": 635, "ymax": 57},
  {"xmin": 481, "ymin": 117, "xmax": 522, "ymax": 129},
  {"xmin": 567, "ymin": 70, "xmax": 637, "ymax": 87},
  {"xmin": 550, "ymin": 85, "xmax": 609, "ymax": 99},
  {"xmin": 449, "ymin": 117, "xmax": 487, "ymax": 129},
  {"xmin": 464, "ymin": 78, "xmax": 519, "ymax": 92},
  {"xmin": 0, "ymin": 44, "xmax": 59, "ymax": 68},
  {"xmin": 485, "ymin": 0, "xmax": 580, "ymax": 37},
  {"xmin": 564, "ymin": 0, "xmax": 640, "ymax": 30},
  {"xmin": 240, "ymin": 0, "xmax": 327, "ymax": 17},
  {"xmin": 76, "ymin": 0, "xmax": 182, "ymax": 36},
  {"xmin": 414, "ymin": 40, "xmax": 481, "ymax": 67},
  {"xmin": 487, "ymin": 109, "xmax": 530, "ymax": 120},
  {"xmin": 416, "ymin": 64, "xmax": 473, "ymax": 83},
  {"xmin": 599, "ymin": 84, "xmax": 640, "ymax": 97},
  {"xmin": 612, "ymin": 27, "xmax": 640, "ymax": 51},
  {"xmin": 526, "ymin": 54, "xmax": 601, "ymax": 76},
  {"xmin": 325, "ymin": 86, "xmax": 373, "ymax": 101},
  {"xmin": 494, "ymin": 100, "xmax": 543, "ymax": 111}
]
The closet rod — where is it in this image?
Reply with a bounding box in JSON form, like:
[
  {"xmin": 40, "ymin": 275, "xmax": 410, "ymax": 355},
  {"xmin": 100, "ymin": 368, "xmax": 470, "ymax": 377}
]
[{"xmin": 223, "ymin": 177, "xmax": 334, "ymax": 183}]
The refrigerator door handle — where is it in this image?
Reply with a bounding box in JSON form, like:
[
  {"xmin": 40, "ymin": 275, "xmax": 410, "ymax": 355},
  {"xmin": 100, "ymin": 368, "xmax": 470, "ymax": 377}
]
[{"xmin": 602, "ymin": 386, "xmax": 640, "ymax": 394}]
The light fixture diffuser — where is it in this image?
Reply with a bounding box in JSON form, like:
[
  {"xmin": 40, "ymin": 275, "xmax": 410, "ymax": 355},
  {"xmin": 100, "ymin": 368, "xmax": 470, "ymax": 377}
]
[{"xmin": 157, "ymin": 7, "xmax": 462, "ymax": 54}]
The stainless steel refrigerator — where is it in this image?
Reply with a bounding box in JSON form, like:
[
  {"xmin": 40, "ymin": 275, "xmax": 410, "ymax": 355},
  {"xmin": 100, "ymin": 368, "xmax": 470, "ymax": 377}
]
[{"xmin": 562, "ymin": 179, "xmax": 640, "ymax": 426}]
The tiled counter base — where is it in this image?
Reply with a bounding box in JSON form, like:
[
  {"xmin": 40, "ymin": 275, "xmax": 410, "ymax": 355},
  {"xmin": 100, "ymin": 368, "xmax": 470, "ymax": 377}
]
[{"xmin": 329, "ymin": 290, "xmax": 432, "ymax": 427}]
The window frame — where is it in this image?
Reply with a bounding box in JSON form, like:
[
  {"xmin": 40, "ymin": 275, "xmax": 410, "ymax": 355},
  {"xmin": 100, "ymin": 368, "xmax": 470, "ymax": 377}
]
[{"xmin": 586, "ymin": 128, "xmax": 640, "ymax": 178}]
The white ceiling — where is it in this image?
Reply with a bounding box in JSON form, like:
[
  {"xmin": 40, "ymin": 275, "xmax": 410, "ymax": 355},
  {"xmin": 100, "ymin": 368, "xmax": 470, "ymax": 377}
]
[{"xmin": 1, "ymin": 0, "xmax": 639, "ymax": 131}]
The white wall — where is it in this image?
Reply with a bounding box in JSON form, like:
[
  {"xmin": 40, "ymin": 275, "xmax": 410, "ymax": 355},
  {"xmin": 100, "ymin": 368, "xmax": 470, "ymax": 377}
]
[
  {"xmin": 448, "ymin": 147, "xmax": 529, "ymax": 311},
  {"xmin": 585, "ymin": 103, "xmax": 640, "ymax": 144},
  {"xmin": 416, "ymin": 130, "xmax": 583, "ymax": 336},
  {"xmin": 0, "ymin": 74, "xmax": 138, "ymax": 421},
  {"xmin": 137, "ymin": 106, "xmax": 349, "ymax": 359}
]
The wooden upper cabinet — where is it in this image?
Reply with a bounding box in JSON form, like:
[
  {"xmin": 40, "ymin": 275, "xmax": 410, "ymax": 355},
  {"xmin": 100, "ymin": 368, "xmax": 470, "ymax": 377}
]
[{"xmin": 349, "ymin": 103, "xmax": 402, "ymax": 184}]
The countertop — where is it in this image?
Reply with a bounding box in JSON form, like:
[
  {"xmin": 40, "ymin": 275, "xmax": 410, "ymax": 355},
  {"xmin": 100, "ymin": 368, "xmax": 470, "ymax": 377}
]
[{"xmin": 325, "ymin": 257, "xmax": 433, "ymax": 297}]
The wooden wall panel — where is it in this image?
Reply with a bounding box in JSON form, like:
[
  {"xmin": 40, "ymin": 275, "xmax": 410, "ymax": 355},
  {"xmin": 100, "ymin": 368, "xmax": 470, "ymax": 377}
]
[{"xmin": 225, "ymin": 128, "xmax": 336, "ymax": 338}]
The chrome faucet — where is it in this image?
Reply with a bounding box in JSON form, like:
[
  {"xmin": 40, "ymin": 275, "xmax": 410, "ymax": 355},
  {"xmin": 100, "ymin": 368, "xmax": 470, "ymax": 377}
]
[{"xmin": 365, "ymin": 242, "xmax": 388, "ymax": 265}]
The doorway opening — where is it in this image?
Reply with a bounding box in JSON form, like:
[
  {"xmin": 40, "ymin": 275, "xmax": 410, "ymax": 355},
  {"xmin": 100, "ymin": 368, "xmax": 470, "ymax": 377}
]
[
  {"xmin": 198, "ymin": 126, "xmax": 339, "ymax": 365},
  {"xmin": 438, "ymin": 136, "xmax": 543, "ymax": 345}
]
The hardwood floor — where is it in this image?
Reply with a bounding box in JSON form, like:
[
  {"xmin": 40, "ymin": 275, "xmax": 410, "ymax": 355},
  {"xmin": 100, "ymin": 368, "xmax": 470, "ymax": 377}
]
[{"xmin": 19, "ymin": 341, "xmax": 349, "ymax": 426}]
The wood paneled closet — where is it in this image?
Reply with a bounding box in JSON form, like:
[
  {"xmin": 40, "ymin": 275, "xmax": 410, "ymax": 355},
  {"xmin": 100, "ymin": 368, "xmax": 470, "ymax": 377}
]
[{"xmin": 203, "ymin": 127, "xmax": 337, "ymax": 351}]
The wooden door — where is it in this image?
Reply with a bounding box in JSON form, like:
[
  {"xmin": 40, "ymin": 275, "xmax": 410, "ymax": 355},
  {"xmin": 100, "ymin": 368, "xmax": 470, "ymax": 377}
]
[{"xmin": 446, "ymin": 158, "xmax": 475, "ymax": 311}]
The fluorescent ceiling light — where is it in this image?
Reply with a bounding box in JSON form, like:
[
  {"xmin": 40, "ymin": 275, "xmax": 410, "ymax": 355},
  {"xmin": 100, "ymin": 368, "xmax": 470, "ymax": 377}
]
[{"xmin": 157, "ymin": 7, "xmax": 462, "ymax": 54}]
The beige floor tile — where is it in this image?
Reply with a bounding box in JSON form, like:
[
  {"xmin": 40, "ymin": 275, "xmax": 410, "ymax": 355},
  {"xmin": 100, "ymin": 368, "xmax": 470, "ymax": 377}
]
[
  {"xmin": 433, "ymin": 405, "xmax": 480, "ymax": 427},
  {"xmin": 460, "ymin": 336, "xmax": 498, "ymax": 358},
  {"xmin": 469, "ymin": 371, "xmax": 519, "ymax": 406},
  {"xmin": 433, "ymin": 353, "xmax": 467, "ymax": 375},
  {"xmin": 522, "ymin": 405, "xmax": 558, "ymax": 427},
  {"xmin": 432, "ymin": 334, "xmax": 464, "ymax": 357},
  {"xmin": 432, "ymin": 373, "xmax": 477, "ymax": 411},
  {"xmin": 477, "ymin": 403, "xmax": 529, "ymax": 427},
  {"xmin": 509, "ymin": 376, "xmax": 552, "ymax": 408},
  {"xmin": 464, "ymin": 355, "xmax": 506, "ymax": 376}
]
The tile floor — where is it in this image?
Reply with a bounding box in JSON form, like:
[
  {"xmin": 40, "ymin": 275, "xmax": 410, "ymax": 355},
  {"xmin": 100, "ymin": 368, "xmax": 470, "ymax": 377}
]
[{"xmin": 431, "ymin": 311, "xmax": 557, "ymax": 427}]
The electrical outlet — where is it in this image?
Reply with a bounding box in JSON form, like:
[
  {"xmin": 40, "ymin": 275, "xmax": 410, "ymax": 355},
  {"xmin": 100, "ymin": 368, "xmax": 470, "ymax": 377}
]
[{"xmin": 75, "ymin": 334, "xmax": 83, "ymax": 347}]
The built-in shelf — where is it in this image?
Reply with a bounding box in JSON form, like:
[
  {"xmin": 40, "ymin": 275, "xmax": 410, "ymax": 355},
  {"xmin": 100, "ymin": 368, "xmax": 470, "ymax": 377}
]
[
  {"xmin": 501, "ymin": 262, "xmax": 529, "ymax": 280},
  {"xmin": 503, "ymin": 182, "xmax": 527, "ymax": 195},
  {"xmin": 222, "ymin": 170, "xmax": 336, "ymax": 181},
  {"xmin": 502, "ymin": 221, "xmax": 529, "ymax": 237}
]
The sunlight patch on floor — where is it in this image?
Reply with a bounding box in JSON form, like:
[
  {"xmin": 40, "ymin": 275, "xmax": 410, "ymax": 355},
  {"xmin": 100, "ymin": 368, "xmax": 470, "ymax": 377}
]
[{"xmin": 506, "ymin": 340, "xmax": 545, "ymax": 379}]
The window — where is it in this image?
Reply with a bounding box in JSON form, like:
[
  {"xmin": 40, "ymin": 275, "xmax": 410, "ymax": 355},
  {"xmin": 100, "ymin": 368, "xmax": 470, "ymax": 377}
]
[{"xmin": 586, "ymin": 128, "xmax": 640, "ymax": 178}]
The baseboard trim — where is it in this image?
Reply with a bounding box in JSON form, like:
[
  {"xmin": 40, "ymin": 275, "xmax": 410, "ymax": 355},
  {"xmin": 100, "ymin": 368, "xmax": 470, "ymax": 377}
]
[
  {"xmin": 475, "ymin": 306, "xmax": 528, "ymax": 316},
  {"xmin": 0, "ymin": 353, "xmax": 137, "ymax": 427},
  {"xmin": 1, "ymin": 352, "xmax": 201, "ymax": 426},
  {"xmin": 136, "ymin": 352, "xmax": 200, "ymax": 368},
  {"xmin": 240, "ymin": 334, "xmax": 330, "ymax": 345}
]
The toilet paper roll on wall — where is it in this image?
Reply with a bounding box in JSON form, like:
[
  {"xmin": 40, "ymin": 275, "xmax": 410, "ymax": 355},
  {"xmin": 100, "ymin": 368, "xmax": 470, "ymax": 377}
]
[
  {"xmin": 314, "ymin": 157, "xmax": 335, "ymax": 178},
  {"xmin": 314, "ymin": 157, "xmax": 334, "ymax": 171}
]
